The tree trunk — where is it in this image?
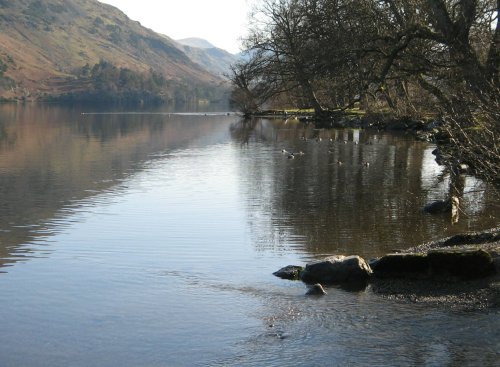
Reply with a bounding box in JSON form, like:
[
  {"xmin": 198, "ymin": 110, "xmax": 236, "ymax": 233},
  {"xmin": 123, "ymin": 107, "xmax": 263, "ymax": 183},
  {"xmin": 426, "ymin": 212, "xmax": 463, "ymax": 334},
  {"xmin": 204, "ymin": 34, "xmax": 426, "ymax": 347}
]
[{"xmin": 297, "ymin": 74, "xmax": 323, "ymax": 115}]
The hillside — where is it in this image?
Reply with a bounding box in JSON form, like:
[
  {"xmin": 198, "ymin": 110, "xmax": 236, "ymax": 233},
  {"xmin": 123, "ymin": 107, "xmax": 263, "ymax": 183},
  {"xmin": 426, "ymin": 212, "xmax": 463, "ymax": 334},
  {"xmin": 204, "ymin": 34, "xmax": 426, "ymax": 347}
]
[
  {"xmin": 0, "ymin": 0, "xmax": 226, "ymax": 102},
  {"xmin": 175, "ymin": 39, "xmax": 239, "ymax": 77},
  {"xmin": 177, "ymin": 37, "xmax": 216, "ymax": 49}
]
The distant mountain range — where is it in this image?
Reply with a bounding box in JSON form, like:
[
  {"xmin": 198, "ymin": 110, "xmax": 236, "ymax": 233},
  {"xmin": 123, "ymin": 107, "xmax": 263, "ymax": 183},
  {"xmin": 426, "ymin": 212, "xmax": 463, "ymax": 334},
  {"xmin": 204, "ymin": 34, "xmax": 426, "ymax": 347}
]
[
  {"xmin": 0, "ymin": 0, "xmax": 239, "ymax": 103},
  {"xmin": 175, "ymin": 38, "xmax": 238, "ymax": 77}
]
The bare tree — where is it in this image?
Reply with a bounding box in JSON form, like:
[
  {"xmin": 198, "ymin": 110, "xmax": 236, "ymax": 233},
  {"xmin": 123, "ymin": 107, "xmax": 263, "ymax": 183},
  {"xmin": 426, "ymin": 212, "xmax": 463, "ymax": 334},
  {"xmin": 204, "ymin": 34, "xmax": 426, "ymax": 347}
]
[
  {"xmin": 230, "ymin": 0, "xmax": 499, "ymax": 187},
  {"xmin": 242, "ymin": 0, "xmax": 327, "ymax": 114}
]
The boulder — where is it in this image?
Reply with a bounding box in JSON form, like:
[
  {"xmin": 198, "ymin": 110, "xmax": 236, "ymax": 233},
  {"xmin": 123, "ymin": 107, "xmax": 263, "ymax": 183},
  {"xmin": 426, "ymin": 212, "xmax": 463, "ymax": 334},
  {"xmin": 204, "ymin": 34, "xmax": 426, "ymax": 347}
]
[
  {"xmin": 300, "ymin": 255, "xmax": 372, "ymax": 284},
  {"xmin": 372, "ymin": 249, "xmax": 497, "ymax": 280},
  {"xmin": 273, "ymin": 265, "xmax": 304, "ymax": 280},
  {"xmin": 427, "ymin": 249, "xmax": 496, "ymax": 279}
]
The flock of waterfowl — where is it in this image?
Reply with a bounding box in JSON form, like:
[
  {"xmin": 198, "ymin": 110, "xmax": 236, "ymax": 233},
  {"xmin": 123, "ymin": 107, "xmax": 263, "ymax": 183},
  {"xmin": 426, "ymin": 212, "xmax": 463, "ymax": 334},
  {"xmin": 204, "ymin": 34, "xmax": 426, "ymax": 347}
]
[{"xmin": 281, "ymin": 135, "xmax": 373, "ymax": 167}]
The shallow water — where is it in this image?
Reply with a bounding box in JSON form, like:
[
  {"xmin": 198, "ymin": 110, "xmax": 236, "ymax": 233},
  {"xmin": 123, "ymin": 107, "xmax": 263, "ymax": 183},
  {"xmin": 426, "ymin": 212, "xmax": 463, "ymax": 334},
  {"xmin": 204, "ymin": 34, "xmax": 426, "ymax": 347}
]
[{"xmin": 0, "ymin": 104, "xmax": 498, "ymax": 366}]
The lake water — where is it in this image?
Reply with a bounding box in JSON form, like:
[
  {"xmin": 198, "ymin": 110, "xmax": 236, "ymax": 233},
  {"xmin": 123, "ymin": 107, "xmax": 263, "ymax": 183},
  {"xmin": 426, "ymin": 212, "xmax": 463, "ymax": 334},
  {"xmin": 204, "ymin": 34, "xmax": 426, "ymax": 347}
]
[{"xmin": 0, "ymin": 104, "xmax": 498, "ymax": 366}]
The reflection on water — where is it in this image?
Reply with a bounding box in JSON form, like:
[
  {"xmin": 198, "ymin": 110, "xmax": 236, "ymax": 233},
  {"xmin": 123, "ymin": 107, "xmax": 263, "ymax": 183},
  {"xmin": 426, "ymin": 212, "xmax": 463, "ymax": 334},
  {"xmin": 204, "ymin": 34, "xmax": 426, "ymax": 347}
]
[
  {"xmin": 0, "ymin": 104, "xmax": 233, "ymax": 267},
  {"xmin": 0, "ymin": 105, "xmax": 498, "ymax": 366},
  {"xmin": 231, "ymin": 118, "xmax": 497, "ymax": 259}
]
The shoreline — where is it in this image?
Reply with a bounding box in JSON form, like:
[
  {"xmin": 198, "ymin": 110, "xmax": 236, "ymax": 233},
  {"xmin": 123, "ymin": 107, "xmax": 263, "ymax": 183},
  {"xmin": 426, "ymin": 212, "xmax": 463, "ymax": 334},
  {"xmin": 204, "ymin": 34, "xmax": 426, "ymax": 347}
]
[
  {"xmin": 247, "ymin": 109, "xmax": 499, "ymax": 186},
  {"xmin": 275, "ymin": 227, "xmax": 500, "ymax": 311},
  {"xmin": 370, "ymin": 227, "xmax": 500, "ymax": 310},
  {"xmin": 245, "ymin": 109, "xmax": 439, "ymax": 140}
]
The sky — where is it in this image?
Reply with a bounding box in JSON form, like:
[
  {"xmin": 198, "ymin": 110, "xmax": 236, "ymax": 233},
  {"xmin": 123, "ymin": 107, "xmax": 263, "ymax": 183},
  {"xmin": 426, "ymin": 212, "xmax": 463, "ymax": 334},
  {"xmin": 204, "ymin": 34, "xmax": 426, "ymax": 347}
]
[{"xmin": 98, "ymin": 0, "xmax": 253, "ymax": 54}]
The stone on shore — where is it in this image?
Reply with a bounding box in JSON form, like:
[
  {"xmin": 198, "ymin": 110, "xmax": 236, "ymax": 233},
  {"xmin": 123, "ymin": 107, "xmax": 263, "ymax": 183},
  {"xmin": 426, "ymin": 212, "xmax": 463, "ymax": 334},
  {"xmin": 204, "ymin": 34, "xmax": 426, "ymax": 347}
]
[
  {"xmin": 300, "ymin": 255, "xmax": 372, "ymax": 284},
  {"xmin": 372, "ymin": 249, "xmax": 496, "ymax": 280}
]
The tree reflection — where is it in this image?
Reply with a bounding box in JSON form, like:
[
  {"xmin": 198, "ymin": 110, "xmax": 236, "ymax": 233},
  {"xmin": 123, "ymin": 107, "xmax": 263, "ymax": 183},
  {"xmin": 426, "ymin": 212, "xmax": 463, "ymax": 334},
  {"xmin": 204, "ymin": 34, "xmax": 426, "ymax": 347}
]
[{"xmin": 230, "ymin": 119, "xmax": 498, "ymax": 259}]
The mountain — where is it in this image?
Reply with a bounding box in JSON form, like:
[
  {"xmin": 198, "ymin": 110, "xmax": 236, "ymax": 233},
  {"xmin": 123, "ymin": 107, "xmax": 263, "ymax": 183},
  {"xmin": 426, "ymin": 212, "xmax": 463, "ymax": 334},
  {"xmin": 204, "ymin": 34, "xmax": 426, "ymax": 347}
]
[
  {"xmin": 174, "ymin": 39, "xmax": 239, "ymax": 77},
  {"xmin": 0, "ymin": 0, "xmax": 226, "ymax": 103},
  {"xmin": 176, "ymin": 37, "xmax": 216, "ymax": 49}
]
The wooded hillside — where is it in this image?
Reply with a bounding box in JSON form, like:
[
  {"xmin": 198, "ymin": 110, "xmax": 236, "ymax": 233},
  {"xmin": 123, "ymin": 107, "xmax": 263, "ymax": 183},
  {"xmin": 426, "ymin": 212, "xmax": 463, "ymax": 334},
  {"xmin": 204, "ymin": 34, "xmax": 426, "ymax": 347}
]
[{"xmin": 0, "ymin": 0, "xmax": 227, "ymax": 103}]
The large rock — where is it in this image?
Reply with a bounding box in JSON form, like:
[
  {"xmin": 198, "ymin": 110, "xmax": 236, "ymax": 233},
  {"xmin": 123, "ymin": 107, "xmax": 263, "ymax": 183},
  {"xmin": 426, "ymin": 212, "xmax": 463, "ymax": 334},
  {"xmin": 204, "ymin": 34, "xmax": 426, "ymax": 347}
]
[
  {"xmin": 300, "ymin": 255, "xmax": 372, "ymax": 284},
  {"xmin": 372, "ymin": 249, "xmax": 496, "ymax": 280},
  {"xmin": 371, "ymin": 253, "xmax": 429, "ymax": 278},
  {"xmin": 427, "ymin": 249, "xmax": 496, "ymax": 279}
]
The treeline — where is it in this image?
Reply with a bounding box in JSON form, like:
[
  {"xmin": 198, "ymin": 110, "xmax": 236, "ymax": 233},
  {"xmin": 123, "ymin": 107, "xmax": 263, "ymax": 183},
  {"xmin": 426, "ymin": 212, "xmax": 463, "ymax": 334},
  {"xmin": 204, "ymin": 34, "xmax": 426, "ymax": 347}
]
[
  {"xmin": 0, "ymin": 55, "xmax": 16, "ymax": 95},
  {"xmin": 82, "ymin": 61, "xmax": 167, "ymax": 95},
  {"xmin": 230, "ymin": 0, "xmax": 499, "ymax": 185},
  {"xmin": 51, "ymin": 60, "xmax": 226, "ymax": 106}
]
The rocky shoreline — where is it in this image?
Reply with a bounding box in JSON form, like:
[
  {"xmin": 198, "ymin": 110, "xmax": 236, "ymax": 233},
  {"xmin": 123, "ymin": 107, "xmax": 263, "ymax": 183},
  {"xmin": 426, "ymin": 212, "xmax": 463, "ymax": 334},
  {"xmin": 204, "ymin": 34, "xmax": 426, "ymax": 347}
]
[{"xmin": 274, "ymin": 227, "xmax": 500, "ymax": 310}]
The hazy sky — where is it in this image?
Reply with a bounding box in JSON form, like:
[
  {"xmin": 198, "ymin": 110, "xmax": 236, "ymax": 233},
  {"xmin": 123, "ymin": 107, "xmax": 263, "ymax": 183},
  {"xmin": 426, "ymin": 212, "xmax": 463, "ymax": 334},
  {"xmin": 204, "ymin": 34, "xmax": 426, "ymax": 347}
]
[{"xmin": 98, "ymin": 0, "xmax": 252, "ymax": 54}]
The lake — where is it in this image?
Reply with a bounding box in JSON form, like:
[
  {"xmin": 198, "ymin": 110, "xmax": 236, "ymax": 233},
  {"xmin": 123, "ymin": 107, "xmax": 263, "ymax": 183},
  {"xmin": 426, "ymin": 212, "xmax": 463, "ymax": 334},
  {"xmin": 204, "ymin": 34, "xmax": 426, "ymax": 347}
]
[{"xmin": 0, "ymin": 104, "xmax": 498, "ymax": 366}]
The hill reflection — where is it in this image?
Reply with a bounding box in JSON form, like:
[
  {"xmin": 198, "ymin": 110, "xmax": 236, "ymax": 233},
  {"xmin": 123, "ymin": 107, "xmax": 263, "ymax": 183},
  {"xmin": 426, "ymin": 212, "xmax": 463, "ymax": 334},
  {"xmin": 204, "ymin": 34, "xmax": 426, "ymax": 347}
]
[
  {"xmin": 0, "ymin": 107, "xmax": 497, "ymax": 270},
  {"xmin": 0, "ymin": 104, "xmax": 233, "ymax": 268}
]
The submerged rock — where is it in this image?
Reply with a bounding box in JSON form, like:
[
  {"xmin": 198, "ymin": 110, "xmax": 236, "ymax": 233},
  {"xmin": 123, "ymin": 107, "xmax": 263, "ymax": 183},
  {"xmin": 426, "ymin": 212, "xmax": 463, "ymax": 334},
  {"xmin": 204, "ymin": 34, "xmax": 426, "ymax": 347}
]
[
  {"xmin": 300, "ymin": 255, "xmax": 372, "ymax": 284},
  {"xmin": 306, "ymin": 283, "xmax": 327, "ymax": 295}
]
